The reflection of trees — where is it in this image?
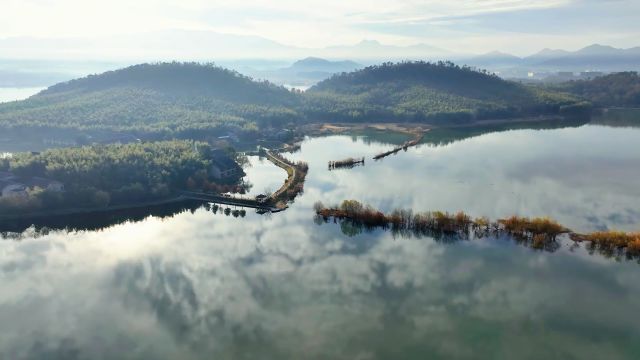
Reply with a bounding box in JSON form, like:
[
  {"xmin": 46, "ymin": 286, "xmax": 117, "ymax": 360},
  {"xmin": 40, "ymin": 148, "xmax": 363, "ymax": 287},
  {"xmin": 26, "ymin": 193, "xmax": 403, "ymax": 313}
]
[
  {"xmin": 340, "ymin": 220, "xmax": 364, "ymax": 237},
  {"xmin": 421, "ymin": 118, "xmax": 589, "ymax": 147},
  {"xmin": 315, "ymin": 200, "xmax": 640, "ymax": 262},
  {"xmin": 590, "ymin": 109, "xmax": 640, "ymax": 128},
  {"xmin": 0, "ymin": 200, "xmax": 204, "ymax": 236},
  {"xmin": 318, "ymin": 216, "xmax": 598, "ymax": 258}
]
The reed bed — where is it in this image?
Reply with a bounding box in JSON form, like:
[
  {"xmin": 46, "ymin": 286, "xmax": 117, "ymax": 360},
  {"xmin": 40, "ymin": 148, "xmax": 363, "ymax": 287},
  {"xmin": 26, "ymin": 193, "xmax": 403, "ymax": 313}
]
[
  {"xmin": 314, "ymin": 200, "xmax": 639, "ymax": 258},
  {"xmin": 328, "ymin": 157, "xmax": 365, "ymax": 170},
  {"xmin": 572, "ymin": 231, "xmax": 640, "ymax": 257}
]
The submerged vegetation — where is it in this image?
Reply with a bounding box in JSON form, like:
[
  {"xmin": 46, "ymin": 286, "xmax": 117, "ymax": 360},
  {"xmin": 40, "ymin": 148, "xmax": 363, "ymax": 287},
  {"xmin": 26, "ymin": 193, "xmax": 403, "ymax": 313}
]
[
  {"xmin": 328, "ymin": 157, "xmax": 365, "ymax": 170},
  {"xmin": 572, "ymin": 231, "xmax": 640, "ymax": 258},
  {"xmin": 314, "ymin": 200, "xmax": 639, "ymax": 260}
]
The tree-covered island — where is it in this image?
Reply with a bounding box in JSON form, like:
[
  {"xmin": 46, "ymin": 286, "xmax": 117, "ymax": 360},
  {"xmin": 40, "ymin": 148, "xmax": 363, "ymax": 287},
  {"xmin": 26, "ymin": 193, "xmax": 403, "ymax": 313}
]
[{"xmin": 0, "ymin": 140, "xmax": 244, "ymax": 215}]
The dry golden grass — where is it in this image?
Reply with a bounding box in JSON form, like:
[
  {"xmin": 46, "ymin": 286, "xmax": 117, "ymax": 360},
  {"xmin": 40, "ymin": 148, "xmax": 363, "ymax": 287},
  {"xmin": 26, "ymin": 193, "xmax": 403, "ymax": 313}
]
[
  {"xmin": 499, "ymin": 216, "xmax": 566, "ymax": 238},
  {"xmin": 474, "ymin": 216, "xmax": 490, "ymax": 228},
  {"xmin": 315, "ymin": 201, "xmax": 640, "ymax": 259},
  {"xmin": 584, "ymin": 231, "xmax": 640, "ymax": 255}
]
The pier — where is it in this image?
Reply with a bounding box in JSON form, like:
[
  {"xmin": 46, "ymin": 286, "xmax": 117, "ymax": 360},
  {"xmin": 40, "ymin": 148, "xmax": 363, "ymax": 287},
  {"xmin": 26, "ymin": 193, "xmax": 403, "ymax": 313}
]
[
  {"xmin": 328, "ymin": 157, "xmax": 365, "ymax": 170},
  {"xmin": 373, "ymin": 133, "xmax": 424, "ymax": 160},
  {"xmin": 179, "ymin": 191, "xmax": 284, "ymax": 212}
]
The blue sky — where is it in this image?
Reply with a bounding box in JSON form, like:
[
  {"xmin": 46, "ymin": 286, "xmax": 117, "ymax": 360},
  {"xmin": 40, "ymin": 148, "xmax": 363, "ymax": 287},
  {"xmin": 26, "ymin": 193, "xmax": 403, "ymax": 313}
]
[{"xmin": 1, "ymin": 0, "xmax": 639, "ymax": 55}]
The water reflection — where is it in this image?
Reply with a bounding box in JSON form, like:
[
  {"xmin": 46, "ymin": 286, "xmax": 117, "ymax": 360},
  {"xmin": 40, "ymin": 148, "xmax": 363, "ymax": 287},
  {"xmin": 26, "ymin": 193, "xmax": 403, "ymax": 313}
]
[
  {"xmin": 241, "ymin": 155, "xmax": 288, "ymax": 196},
  {"xmin": 1, "ymin": 208, "xmax": 639, "ymax": 359},
  {"xmin": 316, "ymin": 214, "xmax": 640, "ymax": 262},
  {"xmin": 591, "ymin": 109, "xmax": 640, "ymax": 128},
  {"xmin": 2, "ymin": 115, "xmax": 640, "ymax": 359},
  {"xmin": 288, "ymin": 123, "xmax": 640, "ymax": 233},
  {"xmin": 0, "ymin": 200, "xmax": 204, "ymax": 235}
]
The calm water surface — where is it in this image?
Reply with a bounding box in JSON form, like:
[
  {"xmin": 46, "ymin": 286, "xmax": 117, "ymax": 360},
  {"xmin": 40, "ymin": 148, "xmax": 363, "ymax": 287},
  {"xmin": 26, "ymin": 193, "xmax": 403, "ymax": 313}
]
[
  {"xmin": 1, "ymin": 116, "xmax": 640, "ymax": 359},
  {"xmin": 241, "ymin": 155, "xmax": 288, "ymax": 196}
]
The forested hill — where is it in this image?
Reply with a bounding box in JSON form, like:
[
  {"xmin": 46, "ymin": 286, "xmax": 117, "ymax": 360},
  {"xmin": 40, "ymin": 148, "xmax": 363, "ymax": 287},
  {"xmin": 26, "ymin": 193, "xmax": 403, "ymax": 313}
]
[
  {"xmin": 41, "ymin": 62, "xmax": 296, "ymax": 105},
  {"xmin": 0, "ymin": 61, "xmax": 588, "ymax": 139},
  {"xmin": 0, "ymin": 62, "xmax": 300, "ymax": 138},
  {"xmin": 304, "ymin": 61, "xmax": 583, "ymax": 123},
  {"xmin": 311, "ymin": 61, "xmax": 521, "ymax": 100},
  {"xmin": 560, "ymin": 72, "xmax": 640, "ymax": 107}
]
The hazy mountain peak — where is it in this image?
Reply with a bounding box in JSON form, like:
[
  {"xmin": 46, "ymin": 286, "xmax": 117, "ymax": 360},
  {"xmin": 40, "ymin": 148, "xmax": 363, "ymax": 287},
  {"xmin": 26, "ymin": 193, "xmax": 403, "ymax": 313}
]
[
  {"xmin": 577, "ymin": 44, "xmax": 619, "ymax": 54},
  {"xmin": 484, "ymin": 51, "xmax": 520, "ymax": 58},
  {"xmin": 285, "ymin": 57, "xmax": 361, "ymax": 76},
  {"xmin": 292, "ymin": 57, "xmax": 332, "ymax": 66},
  {"xmin": 356, "ymin": 39, "xmax": 382, "ymax": 47},
  {"xmin": 531, "ymin": 48, "xmax": 571, "ymax": 57}
]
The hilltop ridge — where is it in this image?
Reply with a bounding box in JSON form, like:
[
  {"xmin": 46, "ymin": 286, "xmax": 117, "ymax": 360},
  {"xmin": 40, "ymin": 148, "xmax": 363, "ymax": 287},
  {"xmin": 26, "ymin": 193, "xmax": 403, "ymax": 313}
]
[{"xmin": 305, "ymin": 61, "xmax": 580, "ymax": 123}]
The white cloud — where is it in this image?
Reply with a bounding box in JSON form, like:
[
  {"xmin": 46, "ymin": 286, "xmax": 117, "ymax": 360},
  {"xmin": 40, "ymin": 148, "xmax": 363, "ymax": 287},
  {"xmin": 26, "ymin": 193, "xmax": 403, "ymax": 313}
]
[
  {"xmin": 0, "ymin": 0, "xmax": 572, "ymax": 41},
  {"xmin": 0, "ymin": 0, "xmax": 637, "ymax": 56}
]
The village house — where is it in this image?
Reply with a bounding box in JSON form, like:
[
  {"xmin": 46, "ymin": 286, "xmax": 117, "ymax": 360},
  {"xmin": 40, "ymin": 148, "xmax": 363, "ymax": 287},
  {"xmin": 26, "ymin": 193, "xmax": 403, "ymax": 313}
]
[
  {"xmin": 24, "ymin": 177, "xmax": 65, "ymax": 192},
  {"xmin": 217, "ymin": 133, "xmax": 239, "ymax": 143},
  {"xmin": 0, "ymin": 171, "xmax": 64, "ymax": 198},
  {"xmin": 209, "ymin": 149, "xmax": 244, "ymax": 180},
  {"xmin": 0, "ymin": 179, "xmax": 27, "ymax": 198}
]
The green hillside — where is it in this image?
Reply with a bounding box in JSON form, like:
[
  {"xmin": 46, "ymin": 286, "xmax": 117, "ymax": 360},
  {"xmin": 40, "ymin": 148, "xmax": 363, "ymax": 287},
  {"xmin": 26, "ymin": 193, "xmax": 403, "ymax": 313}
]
[
  {"xmin": 304, "ymin": 61, "xmax": 582, "ymax": 123},
  {"xmin": 560, "ymin": 72, "xmax": 640, "ymax": 107},
  {"xmin": 0, "ymin": 62, "xmax": 300, "ymax": 138},
  {"xmin": 0, "ymin": 61, "xmax": 589, "ymax": 142}
]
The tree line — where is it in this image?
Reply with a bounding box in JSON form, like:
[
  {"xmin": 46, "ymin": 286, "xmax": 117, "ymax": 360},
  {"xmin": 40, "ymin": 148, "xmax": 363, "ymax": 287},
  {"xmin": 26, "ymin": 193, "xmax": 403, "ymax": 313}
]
[
  {"xmin": 0, "ymin": 61, "xmax": 599, "ymax": 142},
  {"xmin": 0, "ymin": 140, "xmax": 229, "ymax": 214},
  {"xmin": 558, "ymin": 72, "xmax": 640, "ymax": 107}
]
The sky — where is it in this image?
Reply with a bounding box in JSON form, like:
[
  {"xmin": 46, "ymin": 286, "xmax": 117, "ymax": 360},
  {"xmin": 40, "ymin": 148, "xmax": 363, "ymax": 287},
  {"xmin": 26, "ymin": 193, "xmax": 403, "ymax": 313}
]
[{"xmin": 1, "ymin": 0, "xmax": 639, "ymax": 58}]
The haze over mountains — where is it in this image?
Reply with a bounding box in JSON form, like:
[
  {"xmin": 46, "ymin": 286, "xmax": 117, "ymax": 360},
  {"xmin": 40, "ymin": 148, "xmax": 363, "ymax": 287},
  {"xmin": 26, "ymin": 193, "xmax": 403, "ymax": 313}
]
[
  {"xmin": 2, "ymin": 29, "xmax": 637, "ymax": 67},
  {"xmin": 0, "ymin": 31, "xmax": 452, "ymax": 61},
  {"xmin": 244, "ymin": 57, "xmax": 362, "ymax": 89},
  {"xmin": 468, "ymin": 44, "xmax": 640, "ymax": 71},
  {"xmin": 0, "ymin": 29, "xmax": 638, "ymax": 92}
]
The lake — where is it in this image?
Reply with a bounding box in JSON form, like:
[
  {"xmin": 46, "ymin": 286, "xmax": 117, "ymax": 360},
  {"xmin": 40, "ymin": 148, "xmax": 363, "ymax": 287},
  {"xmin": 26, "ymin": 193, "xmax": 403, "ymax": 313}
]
[{"xmin": 1, "ymin": 113, "xmax": 640, "ymax": 359}]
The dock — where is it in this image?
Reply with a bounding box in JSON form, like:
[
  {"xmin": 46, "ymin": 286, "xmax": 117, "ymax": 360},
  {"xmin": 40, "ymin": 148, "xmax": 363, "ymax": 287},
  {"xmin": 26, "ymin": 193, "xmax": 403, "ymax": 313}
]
[{"xmin": 179, "ymin": 191, "xmax": 285, "ymax": 212}]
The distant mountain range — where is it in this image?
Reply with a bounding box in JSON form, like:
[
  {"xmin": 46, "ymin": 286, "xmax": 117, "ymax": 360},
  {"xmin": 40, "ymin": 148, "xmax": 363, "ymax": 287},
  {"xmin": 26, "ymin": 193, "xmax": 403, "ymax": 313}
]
[
  {"xmin": 0, "ymin": 29, "xmax": 638, "ymax": 86},
  {"xmin": 321, "ymin": 40, "xmax": 452, "ymax": 60},
  {"xmin": 244, "ymin": 57, "xmax": 363, "ymax": 88},
  {"xmin": 0, "ymin": 31, "xmax": 452, "ymax": 61},
  {"xmin": 466, "ymin": 44, "xmax": 640, "ymax": 71},
  {"xmin": 287, "ymin": 57, "xmax": 362, "ymax": 74}
]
